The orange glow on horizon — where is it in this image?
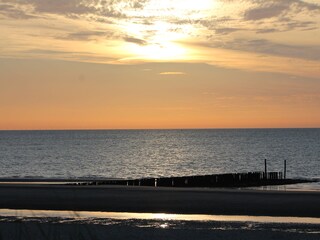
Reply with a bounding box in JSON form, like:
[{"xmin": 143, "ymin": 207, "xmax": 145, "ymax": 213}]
[{"xmin": 1, "ymin": 58, "xmax": 320, "ymax": 131}]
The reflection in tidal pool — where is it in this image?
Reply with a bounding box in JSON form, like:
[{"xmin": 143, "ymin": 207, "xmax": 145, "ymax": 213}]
[{"xmin": 0, "ymin": 209, "xmax": 319, "ymax": 224}]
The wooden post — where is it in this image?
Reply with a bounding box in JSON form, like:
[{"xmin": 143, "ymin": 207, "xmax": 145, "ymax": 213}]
[
  {"xmin": 284, "ymin": 160, "xmax": 287, "ymax": 179},
  {"xmin": 264, "ymin": 159, "xmax": 267, "ymax": 179}
]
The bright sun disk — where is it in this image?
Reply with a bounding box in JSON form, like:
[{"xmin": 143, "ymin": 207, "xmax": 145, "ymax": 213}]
[{"xmin": 120, "ymin": 0, "xmax": 216, "ymax": 61}]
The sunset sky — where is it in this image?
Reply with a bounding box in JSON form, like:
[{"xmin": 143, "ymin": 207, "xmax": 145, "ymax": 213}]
[{"xmin": 1, "ymin": 0, "xmax": 320, "ymax": 130}]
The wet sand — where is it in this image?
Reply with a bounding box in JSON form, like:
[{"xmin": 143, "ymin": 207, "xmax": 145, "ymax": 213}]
[
  {"xmin": 0, "ymin": 184, "xmax": 319, "ymax": 217},
  {"xmin": 1, "ymin": 216, "xmax": 319, "ymax": 240}
]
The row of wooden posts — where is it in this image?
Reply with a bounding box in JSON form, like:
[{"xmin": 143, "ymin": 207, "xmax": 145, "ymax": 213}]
[
  {"xmin": 130, "ymin": 171, "xmax": 286, "ymax": 187},
  {"xmin": 89, "ymin": 159, "xmax": 289, "ymax": 188},
  {"xmin": 82, "ymin": 159, "xmax": 289, "ymax": 188},
  {"xmin": 265, "ymin": 159, "xmax": 287, "ymax": 179}
]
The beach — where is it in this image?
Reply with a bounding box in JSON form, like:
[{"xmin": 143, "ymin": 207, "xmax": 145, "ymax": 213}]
[
  {"xmin": 1, "ymin": 216, "xmax": 319, "ymax": 240},
  {"xmin": 0, "ymin": 183, "xmax": 320, "ymax": 239},
  {"xmin": 0, "ymin": 184, "xmax": 320, "ymax": 217}
]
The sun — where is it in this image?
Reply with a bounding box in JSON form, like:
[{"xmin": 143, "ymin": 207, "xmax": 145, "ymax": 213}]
[
  {"xmin": 121, "ymin": 20, "xmax": 188, "ymax": 61},
  {"xmin": 118, "ymin": 0, "xmax": 217, "ymax": 61},
  {"xmin": 128, "ymin": 42, "xmax": 187, "ymax": 61},
  {"xmin": 120, "ymin": 1, "xmax": 217, "ymax": 61}
]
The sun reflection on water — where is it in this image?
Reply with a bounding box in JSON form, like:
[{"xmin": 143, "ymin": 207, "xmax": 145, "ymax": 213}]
[
  {"xmin": 159, "ymin": 223, "xmax": 169, "ymax": 229},
  {"xmin": 0, "ymin": 209, "xmax": 319, "ymax": 225}
]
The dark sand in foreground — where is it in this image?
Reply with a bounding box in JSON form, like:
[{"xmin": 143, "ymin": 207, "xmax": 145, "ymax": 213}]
[
  {"xmin": 0, "ymin": 184, "xmax": 319, "ymax": 217},
  {"xmin": 1, "ymin": 216, "xmax": 319, "ymax": 240}
]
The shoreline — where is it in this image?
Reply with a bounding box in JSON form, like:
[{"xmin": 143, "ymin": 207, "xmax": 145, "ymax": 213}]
[
  {"xmin": 0, "ymin": 176, "xmax": 319, "ymax": 193},
  {"xmin": 0, "ymin": 184, "xmax": 319, "ymax": 218},
  {"xmin": 0, "ymin": 175, "xmax": 317, "ymax": 186}
]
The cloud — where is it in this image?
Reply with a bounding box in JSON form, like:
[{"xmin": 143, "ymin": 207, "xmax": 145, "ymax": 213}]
[
  {"xmin": 244, "ymin": 3, "xmax": 288, "ymax": 20},
  {"xmin": 0, "ymin": 3, "xmax": 35, "ymax": 19},
  {"xmin": 192, "ymin": 1, "xmax": 319, "ymax": 36},
  {"xmin": 159, "ymin": 72, "xmax": 186, "ymax": 75},
  {"xmin": 22, "ymin": 48, "xmax": 117, "ymax": 63},
  {"xmin": 0, "ymin": 0, "xmax": 94, "ymax": 16},
  {"xmin": 0, "ymin": 0, "xmax": 319, "ymax": 79},
  {"xmin": 0, "ymin": 1, "xmax": 104, "ymax": 21},
  {"xmin": 227, "ymin": 39, "xmax": 320, "ymax": 61},
  {"xmin": 24, "ymin": 49, "xmax": 79, "ymax": 55},
  {"xmin": 59, "ymin": 31, "xmax": 113, "ymax": 41},
  {"xmin": 283, "ymin": 20, "xmax": 316, "ymax": 31},
  {"xmin": 180, "ymin": 40, "xmax": 320, "ymax": 78},
  {"xmin": 28, "ymin": 0, "xmax": 94, "ymax": 15},
  {"xmin": 188, "ymin": 38, "xmax": 320, "ymax": 61},
  {"xmin": 244, "ymin": 0, "xmax": 320, "ymax": 21},
  {"xmin": 215, "ymin": 28, "xmax": 243, "ymax": 35},
  {"xmin": 0, "ymin": 0, "xmax": 151, "ymax": 19},
  {"xmin": 255, "ymin": 28, "xmax": 277, "ymax": 33},
  {"xmin": 123, "ymin": 36, "xmax": 147, "ymax": 46},
  {"xmin": 128, "ymin": 0, "xmax": 150, "ymax": 10}
]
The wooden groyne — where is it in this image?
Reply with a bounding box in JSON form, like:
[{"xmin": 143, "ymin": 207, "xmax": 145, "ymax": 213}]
[{"xmin": 78, "ymin": 171, "xmax": 315, "ymax": 188}]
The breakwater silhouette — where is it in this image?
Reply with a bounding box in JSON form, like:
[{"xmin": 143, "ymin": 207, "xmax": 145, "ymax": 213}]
[{"xmin": 78, "ymin": 171, "xmax": 315, "ymax": 188}]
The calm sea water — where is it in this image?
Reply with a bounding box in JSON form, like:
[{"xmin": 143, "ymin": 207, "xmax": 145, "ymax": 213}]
[{"xmin": 0, "ymin": 129, "xmax": 319, "ymax": 181}]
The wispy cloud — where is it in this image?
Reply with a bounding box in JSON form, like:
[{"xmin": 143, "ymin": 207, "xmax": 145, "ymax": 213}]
[
  {"xmin": 199, "ymin": 38, "xmax": 320, "ymax": 61},
  {"xmin": 0, "ymin": 0, "xmax": 319, "ymax": 77},
  {"xmin": 243, "ymin": 0, "xmax": 320, "ymax": 21},
  {"xmin": 58, "ymin": 31, "xmax": 113, "ymax": 41},
  {"xmin": 159, "ymin": 72, "xmax": 186, "ymax": 75},
  {"xmin": 123, "ymin": 36, "xmax": 147, "ymax": 46},
  {"xmin": 0, "ymin": 2, "xmax": 35, "ymax": 19}
]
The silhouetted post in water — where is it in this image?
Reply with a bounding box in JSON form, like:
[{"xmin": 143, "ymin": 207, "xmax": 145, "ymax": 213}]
[
  {"xmin": 264, "ymin": 159, "xmax": 267, "ymax": 179},
  {"xmin": 284, "ymin": 160, "xmax": 287, "ymax": 179}
]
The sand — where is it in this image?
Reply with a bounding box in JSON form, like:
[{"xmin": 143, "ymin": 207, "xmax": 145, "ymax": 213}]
[{"xmin": 0, "ymin": 184, "xmax": 320, "ymax": 218}]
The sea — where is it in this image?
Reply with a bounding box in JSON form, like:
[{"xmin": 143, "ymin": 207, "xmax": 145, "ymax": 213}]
[{"xmin": 0, "ymin": 129, "xmax": 319, "ymax": 185}]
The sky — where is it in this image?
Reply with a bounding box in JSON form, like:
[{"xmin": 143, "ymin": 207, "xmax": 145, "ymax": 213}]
[{"xmin": 0, "ymin": 0, "xmax": 320, "ymax": 130}]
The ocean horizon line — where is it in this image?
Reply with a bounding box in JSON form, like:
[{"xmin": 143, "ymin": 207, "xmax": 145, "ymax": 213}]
[{"xmin": 1, "ymin": 127, "xmax": 320, "ymax": 132}]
